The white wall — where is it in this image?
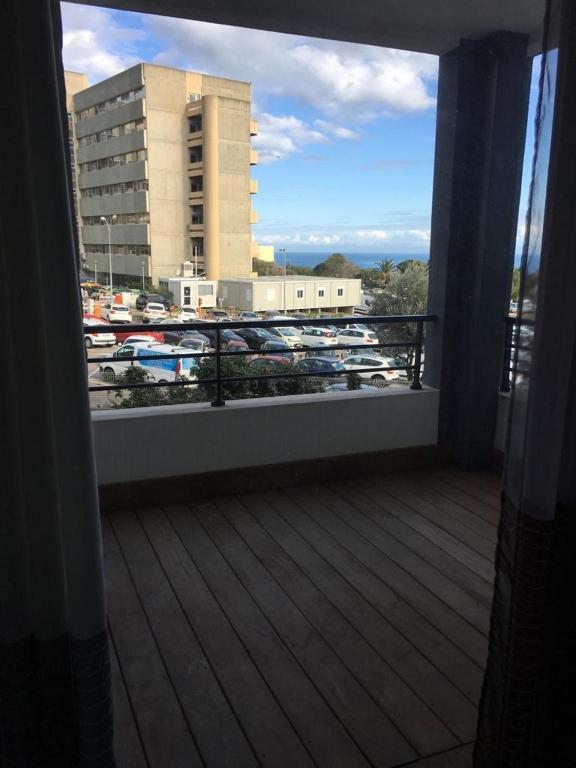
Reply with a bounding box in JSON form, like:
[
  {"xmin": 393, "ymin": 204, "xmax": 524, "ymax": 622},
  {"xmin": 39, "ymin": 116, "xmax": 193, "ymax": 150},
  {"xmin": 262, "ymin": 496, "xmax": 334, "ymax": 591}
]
[{"xmin": 92, "ymin": 387, "xmax": 439, "ymax": 485}]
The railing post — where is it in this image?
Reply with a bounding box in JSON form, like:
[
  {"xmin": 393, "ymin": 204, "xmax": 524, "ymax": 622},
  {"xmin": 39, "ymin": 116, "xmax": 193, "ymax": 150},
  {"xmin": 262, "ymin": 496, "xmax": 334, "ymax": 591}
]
[
  {"xmin": 500, "ymin": 317, "xmax": 513, "ymax": 393},
  {"xmin": 411, "ymin": 321, "xmax": 423, "ymax": 390},
  {"xmin": 211, "ymin": 326, "xmax": 225, "ymax": 407}
]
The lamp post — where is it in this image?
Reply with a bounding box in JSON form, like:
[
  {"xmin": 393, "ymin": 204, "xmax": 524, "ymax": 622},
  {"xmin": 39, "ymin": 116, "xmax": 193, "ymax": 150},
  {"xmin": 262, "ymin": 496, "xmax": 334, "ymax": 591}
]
[
  {"xmin": 94, "ymin": 262, "xmax": 98, "ymax": 284},
  {"xmin": 278, "ymin": 247, "xmax": 287, "ymax": 313},
  {"xmin": 141, "ymin": 260, "xmax": 145, "ymax": 291},
  {"xmin": 100, "ymin": 215, "xmax": 117, "ymax": 301}
]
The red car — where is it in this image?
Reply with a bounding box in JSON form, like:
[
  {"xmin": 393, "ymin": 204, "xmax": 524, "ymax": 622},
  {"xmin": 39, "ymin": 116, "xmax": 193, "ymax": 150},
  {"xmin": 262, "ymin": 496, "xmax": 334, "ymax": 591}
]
[{"xmin": 114, "ymin": 328, "xmax": 163, "ymax": 344}]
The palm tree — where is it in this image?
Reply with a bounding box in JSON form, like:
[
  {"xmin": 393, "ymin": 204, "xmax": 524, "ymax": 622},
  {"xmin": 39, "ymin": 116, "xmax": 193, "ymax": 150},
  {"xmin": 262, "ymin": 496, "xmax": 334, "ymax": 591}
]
[{"xmin": 376, "ymin": 258, "xmax": 395, "ymax": 284}]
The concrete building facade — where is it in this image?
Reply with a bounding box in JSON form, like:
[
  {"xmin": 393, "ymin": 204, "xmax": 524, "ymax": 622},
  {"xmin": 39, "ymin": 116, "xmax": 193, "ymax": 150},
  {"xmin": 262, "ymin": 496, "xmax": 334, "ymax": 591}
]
[
  {"xmin": 218, "ymin": 276, "xmax": 361, "ymax": 314},
  {"xmin": 68, "ymin": 64, "xmax": 258, "ymax": 285}
]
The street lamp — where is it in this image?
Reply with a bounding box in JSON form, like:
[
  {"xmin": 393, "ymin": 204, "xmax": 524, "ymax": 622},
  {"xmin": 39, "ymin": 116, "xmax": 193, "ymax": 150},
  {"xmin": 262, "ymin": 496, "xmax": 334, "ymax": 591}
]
[
  {"xmin": 94, "ymin": 262, "xmax": 98, "ymax": 284},
  {"xmin": 141, "ymin": 260, "xmax": 145, "ymax": 291},
  {"xmin": 278, "ymin": 248, "xmax": 287, "ymax": 313},
  {"xmin": 100, "ymin": 215, "xmax": 117, "ymax": 301}
]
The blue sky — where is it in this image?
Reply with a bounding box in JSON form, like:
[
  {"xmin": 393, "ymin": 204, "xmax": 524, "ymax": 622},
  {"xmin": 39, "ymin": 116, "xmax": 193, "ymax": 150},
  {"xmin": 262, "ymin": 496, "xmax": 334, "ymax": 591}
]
[{"xmin": 61, "ymin": 3, "xmax": 537, "ymax": 256}]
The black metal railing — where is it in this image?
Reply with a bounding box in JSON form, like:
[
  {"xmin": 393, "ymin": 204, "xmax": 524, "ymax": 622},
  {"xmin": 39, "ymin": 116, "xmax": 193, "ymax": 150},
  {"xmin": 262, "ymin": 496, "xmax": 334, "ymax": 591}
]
[
  {"xmin": 500, "ymin": 315, "xmax": 534, "ymax": 392},
  {"xmin": 86, "ymin": 314, "xmax": 436, "ymax": 408}
]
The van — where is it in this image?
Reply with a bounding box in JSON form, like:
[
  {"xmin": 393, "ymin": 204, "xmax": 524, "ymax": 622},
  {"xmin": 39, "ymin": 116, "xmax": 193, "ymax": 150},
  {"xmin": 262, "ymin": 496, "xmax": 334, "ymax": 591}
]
[{"xmin": 134, "ymin": 344, "xmax": 199, "ymax": 382}]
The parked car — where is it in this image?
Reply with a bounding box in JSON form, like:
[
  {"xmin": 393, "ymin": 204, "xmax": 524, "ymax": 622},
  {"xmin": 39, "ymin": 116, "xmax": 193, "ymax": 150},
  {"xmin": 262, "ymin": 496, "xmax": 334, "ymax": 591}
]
[
  {"xmin": 259, "ymin": 341, "xmax": 293, "ymax": 360},
  {"xmin": 142, "ymin": 302, "xmax": 169, "ymax": 323},
  {"xmin": 239, "ymin": 311, "xmax": 258, "ymax": 321},
  {"xmin": 247, "ymin": 356, "xmax": 293, "ymax": 371},
  {"xmin": 341, "ymin": 354, "xmax": 400, "ymax": 381},
  {"xmin": 296, "ymin": 356, "xmax": 346, "ymax": 375},
  {"xmin": 114, "ymin": 328, "xmax": 163, "ymax": 344},
  {"xmin": 338, "ymin": 328, "xmax": 379, "ymax": 347},
  {"xmin": 297, "ymin": 327, "xmax": 339, "ymax": 348},
  {"xmin": 269, "ymin": 326, "xmax": 305, "ymax": 349},
  {"xmin": 83, "ymin": 318, "xmax": 116, "ymax": 348},
  {"xmin": 100, "ymin": 303, "xmax": 132, "ymax": 323},
  {"xmin": 178, "ymin": 336, "xmax": 211, "ymax": 353},
  {"xmin": 325, "ymin": 382, "xmax": 380, "ymax": 392},
  {"xmin": 99, "ymin": 341, "xmax": 198, "ymax": 382},
  {"xmin": 136, "ymin": 293, "xmax": 170, "ymax": 311},
  {"xmin": 206, "ymin": 309, "xmax": 230, "ymax": 321},
  {"xmin": 234, "ymin": 327, "xmax": 278, "ymax": 351},
  {"xmin": 178, "ymin": 307, "xmax": 198, "ymax": 321},
  {"xmin": 201, "ymin": 328, "xmax": 250, "ymax": 352}
]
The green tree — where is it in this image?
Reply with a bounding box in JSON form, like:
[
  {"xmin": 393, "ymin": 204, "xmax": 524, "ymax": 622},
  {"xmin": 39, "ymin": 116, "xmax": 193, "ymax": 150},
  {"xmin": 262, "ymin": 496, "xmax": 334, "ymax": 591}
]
[
  {"xmin": 395, "ymin": 258, "xmax": 429, "ymax": 274},
  {"xmin": 252, "ymin": 258, "xmax": 283, "ymax": 276},
  {"xmin": 376, "ymin": 258, "xmax": 396, "ymax": 284},
  {"xmin": 369, "ymin": 261, "xmax": 429, "ymax": 371},
  {"xmin": 510, "ymin": 268, "xmax": 521, "ymax": 303},
  {"xmin": 313, "ymin": 252, "xmax": 359, "ymax": 278}
]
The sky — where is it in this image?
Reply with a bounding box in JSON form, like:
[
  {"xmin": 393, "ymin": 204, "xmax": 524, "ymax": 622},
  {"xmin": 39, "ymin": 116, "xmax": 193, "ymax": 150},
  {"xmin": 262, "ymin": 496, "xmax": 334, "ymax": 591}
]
[{"xmin": 60, "ymin": 3, "xmax": 538, "ymax": 256}]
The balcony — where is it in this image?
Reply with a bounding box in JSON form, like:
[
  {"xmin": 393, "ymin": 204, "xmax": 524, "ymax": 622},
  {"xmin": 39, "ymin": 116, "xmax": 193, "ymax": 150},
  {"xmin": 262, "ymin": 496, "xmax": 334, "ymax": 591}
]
[
  {"xmin": 250, "ymin": 118, "xmax": 258, "ymax": 136},
  {"xmin": 250, "ymin": 149, "xmax": 258, "ymax": 165},
  {"xmin": 250, "ymin": 207, "xmax": 258, "ymax": 224},
  {"xmin": 250, "ymin": 178, "xmax": 259, "ymax": 194},
  {"xmin": 105, "ymin": 465, "xmax": 496, "ymax": 767}
]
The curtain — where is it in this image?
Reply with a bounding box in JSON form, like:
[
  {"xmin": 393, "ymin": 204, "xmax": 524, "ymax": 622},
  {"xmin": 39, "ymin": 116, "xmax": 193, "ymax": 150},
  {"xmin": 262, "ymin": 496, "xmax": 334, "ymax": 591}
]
[
  {"xmin": 0, "ymin": 1, "xmax": 115, "ymax": 765},
  {"xmin": 475, "ymin": 0, "xmax": 576, "ymax": 764}
]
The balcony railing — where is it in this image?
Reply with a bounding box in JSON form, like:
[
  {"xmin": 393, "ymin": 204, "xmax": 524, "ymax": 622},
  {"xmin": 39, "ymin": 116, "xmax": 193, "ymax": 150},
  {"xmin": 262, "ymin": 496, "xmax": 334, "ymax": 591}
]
[
  {"xmin": 86, "ymin": 314, "xmax": 436, "ymax": 409},
  {"xmin": 500, "ymin": 315, "xmax": 532, "ymax": 392}
]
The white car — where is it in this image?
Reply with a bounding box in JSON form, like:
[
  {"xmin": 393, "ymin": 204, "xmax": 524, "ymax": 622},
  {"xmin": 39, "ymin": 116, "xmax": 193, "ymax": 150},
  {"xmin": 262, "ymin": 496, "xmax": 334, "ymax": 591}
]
[
  {"xmin": 101, "ymin": 303, "xmax": 132, "ymax": 323},
  {"xmin": 341, "ymin": 354, "xmax": 400, "ymax": 381},
  {"xmin": 269, "ymin": 326, "xmax": 305, "ymax": 349},
  {"xmin": 297, "ymin": 327, "xmax": 339, "ymax": 348},
  {"xmin": 338, "ymin": 328, "xmax": 379, "ymax": 347},
  {"xmin": 143, "ymin": 302, "xmax": 169, "ymax": 323},
  {"xmin": 99, "ymin": 341, "xmax": 158, "ymax": 379},
  {"xmin": 83, "ymin": 317, "xmax": 117, "ymax": 348},
  {"xmin": 178, "ymin": 307, "xmax": 198, "ymax": 321}
]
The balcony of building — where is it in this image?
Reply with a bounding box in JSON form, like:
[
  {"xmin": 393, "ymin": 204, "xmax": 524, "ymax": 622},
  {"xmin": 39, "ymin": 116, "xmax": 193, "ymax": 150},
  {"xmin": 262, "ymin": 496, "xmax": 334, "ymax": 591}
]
[
  {"xmin": 250, "ymin": 148, "xmax": 258, "ymax": 165},
  {"xmin": 250, "ymin": 207, "xmax": 258, "ymax": 224},
  {"xmin": 188, "ymin": 113, "xmax": 203, "ymax": 139},
  {"xmin": 250, "ymin": 178, "xmax": 258, "ymax": 194},
  {"xmin": 250, "ymin": 118, "xmax": 258, "ymax": 136},
  {"xmin": 106, "ymin": 465, "xmax": 496, "ymax": 768},
  {"xmin": 189, "ymin": 175, "xmax": 204, "ymax": 202}
]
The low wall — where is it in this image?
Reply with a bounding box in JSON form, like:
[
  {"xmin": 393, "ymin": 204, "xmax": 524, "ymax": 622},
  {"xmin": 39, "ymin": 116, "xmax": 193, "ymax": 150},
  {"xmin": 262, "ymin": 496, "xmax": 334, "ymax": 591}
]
[{"xmin": 92, "ymin": 388, "xmax": 439, "ymax": 487}]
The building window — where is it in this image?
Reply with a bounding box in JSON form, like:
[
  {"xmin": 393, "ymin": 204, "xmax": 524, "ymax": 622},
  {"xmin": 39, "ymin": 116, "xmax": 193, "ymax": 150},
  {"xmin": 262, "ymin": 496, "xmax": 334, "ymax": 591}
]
[
  {"xmin": 189, "ymin": 147, "xmax": 203, "ymax": 164},
  {"xmin": 198, "ymin": 284, "xmax": 213, "ymax": 296},
  {"xmin": 188, "ymin": 115, "xmax": 202, "ymax": 132},
  {"xmin": 82, "ymin": 212, "xmax": 149, "ymax": 225},
  {"xmin": 79, "ymin": 149, "xmax": 147, "ymax": 173},
  {"xmin": 190, "ymin": 176, "xmax": 203, "ymax": 193},
  {"xmin": 297, "ymin": 289, "xmax": 304, "ymax": 298},
  {"xmin": 81, "ymin": 180, "xmax": 149, "ymax": 197},
  {"xmin": 75, "ymin": 87, "xmax": 144, "ymax": 121},
  {"xmin": 84, "ymin": 244, "xmax": 150, "ymax": 256},
  {"xmin": 78, "ymin": 118, "xmax": 145, "ymax": 147},
  {"xmin": 318, "ymin": 289, "xmax": 325, "ymax": 297},
  {"xmin": 337, "ymin": 288, "xmax": 344, "ymax": 297},
  {"xmin": 184, "ymin": 287, "xmax": 191, "ymax": 297}
]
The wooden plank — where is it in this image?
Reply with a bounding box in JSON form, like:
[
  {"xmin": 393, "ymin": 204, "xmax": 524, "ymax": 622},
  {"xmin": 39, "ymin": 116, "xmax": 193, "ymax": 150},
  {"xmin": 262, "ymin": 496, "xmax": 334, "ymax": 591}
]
[
  {"xmin": 440, "ymin": 470, "xmax": 501, "ymax": 512},
  {"xmin": 109, "ymin": 628, "xmax": 149, "ymax": 768},
  {"xmin": 424, "ymin": 474, "xmax": 500, "ymax": 526},
  {"xmin": 102, "ymin": 517, "xmax": 202, "ymax": 768},
  {"xmin": 402, "ymin": 472, "xmax": 498, "ymax": 542},
  {"xmin": 232, "ymin": 492, "xmax": 478, "ymax": 745},
  {"xmin": 263, "ymin": 489, "xmax": 484, "ymax": 704},
  {"xmin": 138, "ymin": 508, "xmax": 311, "ymax": 768},
  {"xmin": 353, "ymin": 477, "xmax": 495, "ymax": 579},
  {"xmin": 285, "ymin": 485, "xmax": 488, "ymax": 667},
  {"xmin": 111, "ymin": 511, "xmax": 259, "ymax": 768},
  {"xmin": 167, "ymin": 504, "xmax": 382, "ymax": 768},
  {"xmin": 402, "ymin": 743, "xmax": 473, "ymax": 767},
  {"xmin": 193, "ymin": 500, "xmax": 418, "ymax": 768},
  {"xmin": 322, "ymin": 484, "xmax": 491, "ymax": 634}
]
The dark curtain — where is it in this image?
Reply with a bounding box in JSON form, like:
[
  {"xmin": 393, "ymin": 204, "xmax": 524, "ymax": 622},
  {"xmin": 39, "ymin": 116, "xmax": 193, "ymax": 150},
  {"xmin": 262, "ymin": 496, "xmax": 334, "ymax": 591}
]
[
  {"xmin": 475, "ymin": 0, "xmax": 576, "ymax": 764},
  {"xmin": 0, "ymin": 1, "xmax": 115, "ymax": 766}
]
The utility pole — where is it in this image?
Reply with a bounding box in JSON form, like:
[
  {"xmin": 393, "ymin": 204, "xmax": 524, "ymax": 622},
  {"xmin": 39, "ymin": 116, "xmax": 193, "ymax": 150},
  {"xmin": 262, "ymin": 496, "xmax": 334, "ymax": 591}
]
[
  {"xmin": 100, "ymin": 215, "xmax": 117, "ymax": 301},
  {"xmin": 278, "ymin": 248, "xmax": 287, "ymax": 313}
]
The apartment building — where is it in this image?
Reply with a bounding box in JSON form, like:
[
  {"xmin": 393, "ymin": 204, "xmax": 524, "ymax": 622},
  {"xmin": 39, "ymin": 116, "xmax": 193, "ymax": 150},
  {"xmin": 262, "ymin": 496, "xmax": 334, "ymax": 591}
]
[
  {"xmin": 68, "ymin": 63, "xmax": 258, "ymax": 285},
  {"xmin": 64, "ymin": 71, "xmax": 89, "ymax": 266}
]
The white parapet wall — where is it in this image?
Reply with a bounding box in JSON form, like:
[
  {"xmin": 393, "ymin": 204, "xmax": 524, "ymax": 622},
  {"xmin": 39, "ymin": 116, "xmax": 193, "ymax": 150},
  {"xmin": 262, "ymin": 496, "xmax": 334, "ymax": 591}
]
[{"xmin": 91, "ymin": 387, "xmax": 439, "ymax": 486}]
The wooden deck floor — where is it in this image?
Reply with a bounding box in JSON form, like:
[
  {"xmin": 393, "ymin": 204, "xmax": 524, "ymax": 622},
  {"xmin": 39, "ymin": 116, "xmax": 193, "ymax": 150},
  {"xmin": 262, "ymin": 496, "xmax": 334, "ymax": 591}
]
[{"xmin": 104, "ymin": 467, "xmax": 501, "ymax": 768}]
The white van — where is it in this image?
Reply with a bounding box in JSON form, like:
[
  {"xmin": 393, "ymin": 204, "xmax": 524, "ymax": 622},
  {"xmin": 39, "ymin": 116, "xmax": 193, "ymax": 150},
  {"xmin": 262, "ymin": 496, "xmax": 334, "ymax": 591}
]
[{"xmin": 100, "ymin": 341, "xmax": 199, "ymax": 382}]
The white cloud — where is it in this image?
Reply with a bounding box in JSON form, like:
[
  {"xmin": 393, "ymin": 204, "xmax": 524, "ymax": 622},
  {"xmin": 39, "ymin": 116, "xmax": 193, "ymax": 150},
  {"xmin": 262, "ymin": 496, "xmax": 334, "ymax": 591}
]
[
  {"xmin": 61, "ymin": 4, "xmax": 143, "ymax": 81},
  {"xmin": 259, "ymin": 229, "xmax": 430, "ymax": 248},
  {"xmin": 253, "ymin": 113, "xmax": 358, "ymax": 163},
  {"xmin": 145, "ymin": 16, "xmax": 437, "ymax": 120}
]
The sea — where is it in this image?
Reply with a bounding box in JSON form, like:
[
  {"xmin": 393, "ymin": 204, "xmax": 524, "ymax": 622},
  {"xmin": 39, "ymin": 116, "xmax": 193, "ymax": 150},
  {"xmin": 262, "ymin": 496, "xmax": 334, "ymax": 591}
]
[{"xmin": 279, "ymin": 252, "xmax": 429, "ymax": 270}]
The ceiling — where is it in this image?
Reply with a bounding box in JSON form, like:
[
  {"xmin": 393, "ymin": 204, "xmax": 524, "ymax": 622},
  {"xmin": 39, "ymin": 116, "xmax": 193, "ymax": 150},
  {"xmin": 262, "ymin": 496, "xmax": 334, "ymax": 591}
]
[{"xmin": 69, "ymin": 0, "xmax": 553, "ymax": 56}]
